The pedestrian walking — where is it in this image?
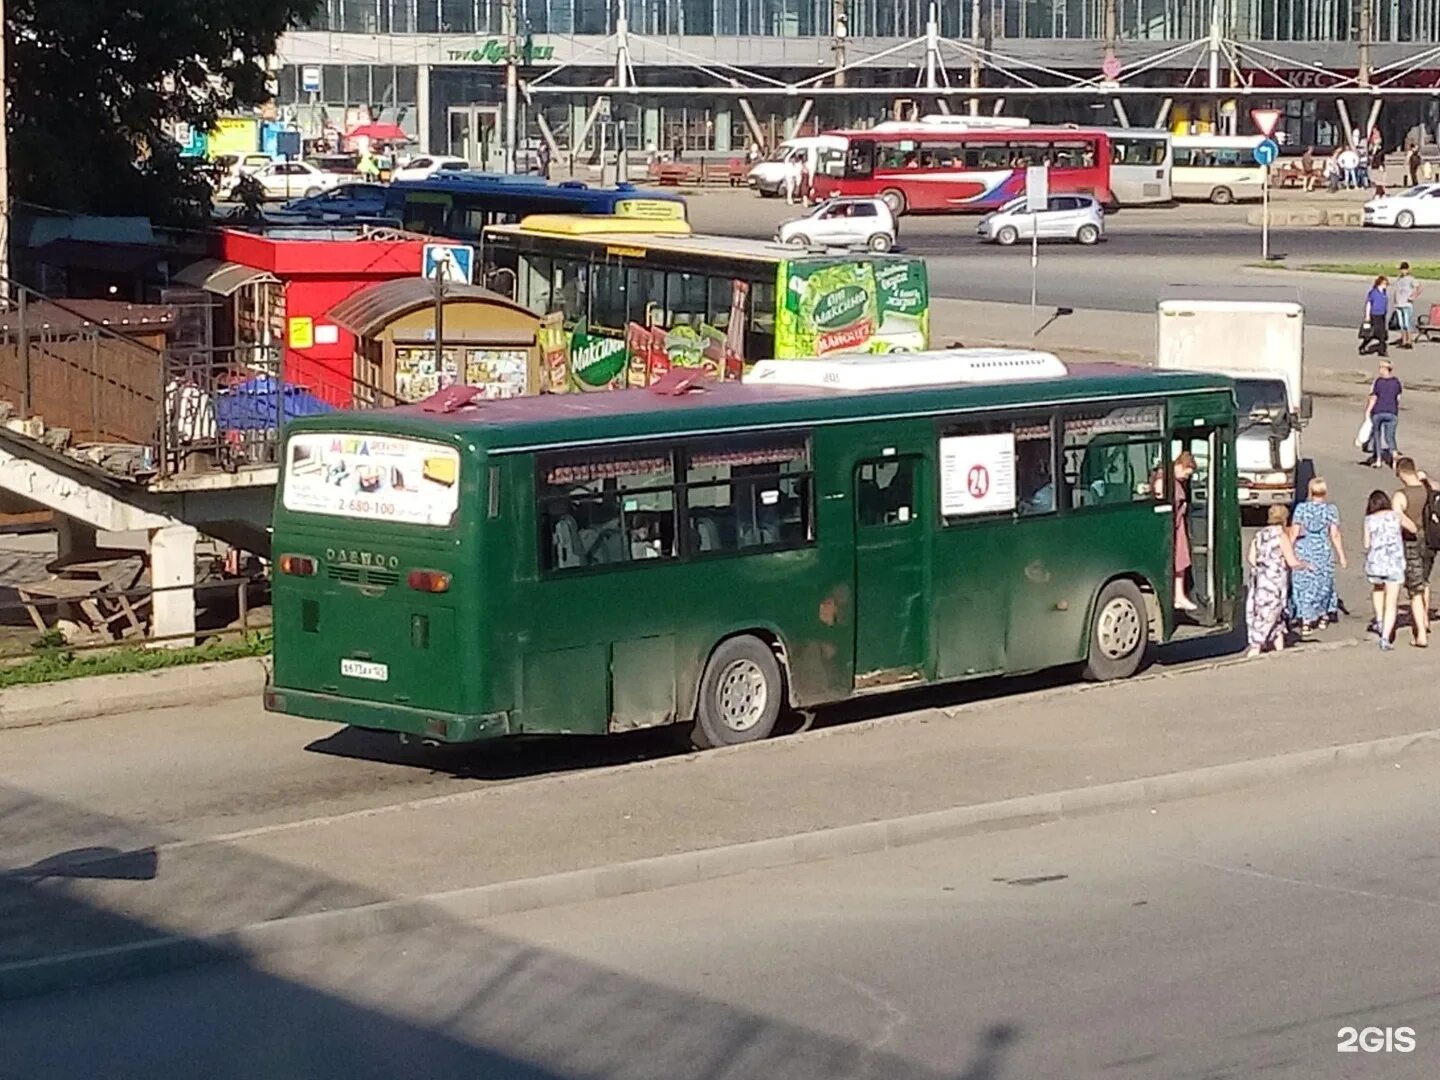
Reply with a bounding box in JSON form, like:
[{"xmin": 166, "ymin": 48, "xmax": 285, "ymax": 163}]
[
  {"xmin": 1324, "ymin": 150, "xmax": 1342, "ymax": 193},
  {"xmin": 782, "ymin": 154, "xmax": 802, "ymax": 205},
  {"xmin": 1359, "ymin": 276, "xmax": 1390, "ymax": 358},
  {"xmin": 1407, "ymin": 145, "xmax": 1422, "ymax": 187},
  {"xmin": 1391, "ymin": 262, "xmax": 1422, "ymax": 349},
  {"xmin": 1392, "ymin": 456, "xmax": 1433, "ymax": 646},
  {"xmin": 1364, "ymin": 488, "xmax": 1406, "ymax": 650},
  {"xmin": 1290, "ymin": 477, "xmax": 1347, "ymax": 634},
  {"xmin": 1245, "ymin": 505, "xmax": 1308, "ymax": 658},
  {"xmin": 537, "ymin": 141, "xmax": 552, "ymax": 179},
  {"xmin": 1363, "ymin": 359, "xmax": 1402, "ymax": 467}
]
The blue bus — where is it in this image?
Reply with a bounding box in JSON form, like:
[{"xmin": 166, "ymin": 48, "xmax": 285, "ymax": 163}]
[{"xmin": 273, "ymin": 175, "xmax": 687, "ymax": 242}]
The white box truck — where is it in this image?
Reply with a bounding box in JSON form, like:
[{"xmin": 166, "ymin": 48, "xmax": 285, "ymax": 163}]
[{"xmin": 1157, "ymin": 297, "xmax": 1312, "ymax": 507}]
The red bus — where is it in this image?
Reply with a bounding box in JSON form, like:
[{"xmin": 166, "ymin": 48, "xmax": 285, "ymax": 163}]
[{"xmin": 811, "ymin": 123, "xmax": 1114, "ymax": 215}]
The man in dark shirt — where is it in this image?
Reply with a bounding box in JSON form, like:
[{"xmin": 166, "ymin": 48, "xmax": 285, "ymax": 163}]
[{"xmin": 1365, "ymin": 360, "xmax": 1403, "ymax": 468}]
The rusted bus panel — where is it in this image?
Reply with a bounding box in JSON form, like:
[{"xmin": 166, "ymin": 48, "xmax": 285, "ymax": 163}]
[{"xmin": 0, "ymin": 335, "xmax": 161, "ymax": 445}]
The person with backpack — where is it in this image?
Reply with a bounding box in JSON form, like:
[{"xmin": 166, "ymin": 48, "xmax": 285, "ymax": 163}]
[
  {"xmin": 1392, "ymin": 456, "xmax": 1435, "ymax": 647},
  {"xmin": 1290, "ymin": 476, "xmax": 1347, "ymax": 635}
]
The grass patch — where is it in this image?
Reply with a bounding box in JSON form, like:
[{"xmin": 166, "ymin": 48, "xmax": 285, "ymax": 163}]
[
  {"xmin": 1258, "ymin": 261, "xmax": 1440, "ymax": 279},
  {"xmin": 0, "ymin": 632, "xmax": 271, "ymax": 690}
]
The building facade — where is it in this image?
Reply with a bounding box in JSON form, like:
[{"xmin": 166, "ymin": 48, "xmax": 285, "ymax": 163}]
[{"xmin": 274, "ymin": 0, "xmax": 1440, "ymax": 158}]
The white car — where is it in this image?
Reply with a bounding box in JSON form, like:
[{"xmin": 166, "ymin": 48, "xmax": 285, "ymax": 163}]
[
  {"xmin": 237, "ymin": 161, "xmax": 346, "ymax": 201},
  {"xmin": 776, "ymin": 198, "xmax": 897, "ymax": 252},
  {"xmin": 977, "ymin": 194, "xmax": 1106, "ymax": 246},
  {"xmin": 391, "ymin": 155, "xmax": 471, "ymax": 183},
  {"xmin": 1364, "ymin": 183, "xmax": 1440, "ymax": 229}
]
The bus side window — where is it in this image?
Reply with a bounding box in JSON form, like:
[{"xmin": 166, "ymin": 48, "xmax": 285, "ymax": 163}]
[
  {"xmin": 522, "ymin": 255, "xmax": 552, "ymax": 312},
  {"xmin": 685, "ymin": 438, "xmax": 813, "ymax": 554},
  {"xmin": 591, "ymin": 262, "xmax": 628, "ymax": 332},
  {"xmin": 555, "ymin": 258, "xmax": 587, "ymax": 325},
  {"xmin": 538, "ymin": 451, "xmax": 677, "ymax": 571},
  {"xmin": 666, "ymin": 271, "xmax": 708, "ymax": 329},
  {"xmin": 628, "ymin": 266, "xmax": 665, "ymax": 327},
  {"xmin": 1062, "ymin": 407, "xmax": 1166, "ymax": 510},
  {"xmin": 746, "ymin": 278, "xmax": 776, "ymax": 362}
]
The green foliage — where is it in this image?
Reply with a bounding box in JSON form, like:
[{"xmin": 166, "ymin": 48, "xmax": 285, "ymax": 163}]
[
  {"xmin": 0, "ymin": 633, "xmax": 272, "ymax": 689},
  {"xmin": 7, "ymin": 0, "xmax": 321, "ymax": 223}
]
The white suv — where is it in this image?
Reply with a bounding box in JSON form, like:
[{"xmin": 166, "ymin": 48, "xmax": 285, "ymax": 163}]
[{"xmin": 776, "ymin": 198, "xmax": 897, "ymax": 252}]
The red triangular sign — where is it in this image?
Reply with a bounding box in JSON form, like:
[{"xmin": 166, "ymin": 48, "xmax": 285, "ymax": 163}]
[{"xmin": 1250, "ymin": 109, "xmax": 1282, "ymax": 137}]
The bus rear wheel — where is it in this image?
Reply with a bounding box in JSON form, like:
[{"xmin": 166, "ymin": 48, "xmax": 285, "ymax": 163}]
[
  {"xmin": 880, "ymin": 188, "xmax": 907, "ymax": 215},
  {"xmin": 1083, "ymin": 580, "xmax": 1148, "ymax": 682},
  {"xmin": 691, "ymin": 635, "xmax": 783, "ymax": 749},
  {"xmin": 1209, "ymin": 186, "xmax": 1234, "ymax": 205}
]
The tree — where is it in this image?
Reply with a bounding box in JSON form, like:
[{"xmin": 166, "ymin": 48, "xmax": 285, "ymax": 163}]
[{"xmin": 6, "ymin": 0, "xmax": 320, "ymax": 223}]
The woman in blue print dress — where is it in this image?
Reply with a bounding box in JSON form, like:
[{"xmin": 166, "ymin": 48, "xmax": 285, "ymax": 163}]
[{"xmin": 1290, "ymin": 476, "xmax": 1348, "ymax": 633}]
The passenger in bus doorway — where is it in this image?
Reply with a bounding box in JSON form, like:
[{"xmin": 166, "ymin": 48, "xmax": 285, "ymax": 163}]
[{"xmin": 1168, "ymin": 450, "xmax": 1200, "ymax": 612}]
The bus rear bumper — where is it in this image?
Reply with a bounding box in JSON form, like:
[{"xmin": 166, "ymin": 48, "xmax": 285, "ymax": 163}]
[{"xmin": 264, "ymin": 685, "xmax": 511, "ymax": 743}]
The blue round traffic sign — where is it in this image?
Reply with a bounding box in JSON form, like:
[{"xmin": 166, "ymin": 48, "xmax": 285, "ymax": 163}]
[{"xmin": 1254, "ymin": 138, "xmax": 1280, "ymax": 166}]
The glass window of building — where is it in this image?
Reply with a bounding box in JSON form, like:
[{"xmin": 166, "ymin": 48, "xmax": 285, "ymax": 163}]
[
  {"xmin": 575, "ymin": 0, "xmax": 609, "ymax": 34},
  {"xmin": 440, "ymin": 0, "xmax": 476, "ymax": 33},
  {"xmin": 417, "ymin": 0, "xmax": 441, "ymax": 32}
]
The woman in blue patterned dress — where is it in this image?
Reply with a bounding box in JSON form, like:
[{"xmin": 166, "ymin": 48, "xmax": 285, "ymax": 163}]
[
  {"xmin": 1290, "ymin": 476, "xmax": 1348, "ymax": 633},
  {"xmin": 1246, "ymin": 504, "xmax": 1309, "ymax": 658}
]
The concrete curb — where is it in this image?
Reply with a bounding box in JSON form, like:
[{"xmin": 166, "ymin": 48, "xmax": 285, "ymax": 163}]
[
  {"xmin": 0, "ymin": 657, "xmax": 269, "ymax": 731},
  {"xmin": 5, "ymin": 723, "xmax": 1438, "ymax": 1002}
]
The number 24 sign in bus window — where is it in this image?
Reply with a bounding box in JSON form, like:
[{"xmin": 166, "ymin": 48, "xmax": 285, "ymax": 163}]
[{"xmin": 283, "ymin": 432, "xmax": 461, "ymax": 527}]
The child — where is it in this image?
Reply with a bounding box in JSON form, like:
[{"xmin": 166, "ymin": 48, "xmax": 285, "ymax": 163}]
[{"xmin": 1363, "ymin": 488, "xmax": 1405, "ymax": 650}]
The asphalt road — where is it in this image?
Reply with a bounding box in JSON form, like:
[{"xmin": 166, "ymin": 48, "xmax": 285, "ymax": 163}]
[
  {"xmin": 5, "ymin": 751, "xmax": 1438, "ymax": 1078},
  {"xmin": 685, "ymin": 195, "xmax": 1425, "ymax": 329}
]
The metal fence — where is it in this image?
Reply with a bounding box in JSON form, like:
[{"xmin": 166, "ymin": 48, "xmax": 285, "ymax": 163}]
[{"xmin": 0, "ymin": 282, "xmax": 406, "ymax": 480}]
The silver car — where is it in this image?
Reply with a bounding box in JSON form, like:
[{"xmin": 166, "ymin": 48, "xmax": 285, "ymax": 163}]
[{"xmin": 977, "ymin": 194, "xmax": 1106, "ymax": 246}]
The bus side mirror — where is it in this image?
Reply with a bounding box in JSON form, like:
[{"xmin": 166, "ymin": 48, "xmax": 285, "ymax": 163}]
[{"xmin": 1299, "ymin": 394, "xmax": 1314, "ymax": 422}]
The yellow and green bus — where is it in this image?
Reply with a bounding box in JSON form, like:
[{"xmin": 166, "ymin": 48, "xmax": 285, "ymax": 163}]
[
  {"xmin": 266, "ymin": 350, "xmax": 1239, "ymax": 749},
  {"xmin": 482, "ymin": 215, "xmax": 930, "ymax": 392}
]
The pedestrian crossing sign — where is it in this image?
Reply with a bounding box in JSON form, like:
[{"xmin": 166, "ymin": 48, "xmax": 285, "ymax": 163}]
[{"xmin": 422, "ymin": 244, "xmax": 475, "ymax": 285}]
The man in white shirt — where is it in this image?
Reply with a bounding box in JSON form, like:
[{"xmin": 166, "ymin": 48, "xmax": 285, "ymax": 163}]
[{"xmin": 1337, "ymin": 146, "xmax": 1360, "ymax": 188}]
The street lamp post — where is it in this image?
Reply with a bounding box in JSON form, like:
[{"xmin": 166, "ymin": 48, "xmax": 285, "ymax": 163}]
[{"xmin": 0, "ymin": 0, "xmax": 11, "ymax": 300}]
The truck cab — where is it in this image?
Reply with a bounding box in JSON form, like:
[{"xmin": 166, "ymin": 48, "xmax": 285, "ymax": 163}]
[{"xmin": 1157, "ymin": 296, "xmax": 1311, "ymax": 508}]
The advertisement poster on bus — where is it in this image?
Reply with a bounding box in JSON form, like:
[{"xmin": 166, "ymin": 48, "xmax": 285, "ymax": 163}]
[
  {"xmin": 538, "ymin": 311, "xmax": 569, "ymax": 393},
  {"xmin": 776, "ymin": 257, "xmax": 930, "ymax": 357},
  {"xmin": 567, "ymin": 320, "xmax": 628, "ymax": 391},
  {"xmin": 283, "ymin": 433, "xmax": 461, "ymax": 527}
]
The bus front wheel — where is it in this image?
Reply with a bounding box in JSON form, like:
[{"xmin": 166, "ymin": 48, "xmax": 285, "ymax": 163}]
[
  {"xmin": 691, "ymin": 635, "xmax": 784, "ymax": 749},
  {"xmin": 1083, "ymin": 580, "xmax": 1149, "ymax": 682},
  {"xmin": 880, "ymin": 188, "xmax": 907, "ymax": 215},
  {"xmin": 1209, "ymin": 186, "xmax": 1234, "ymax": 205}
]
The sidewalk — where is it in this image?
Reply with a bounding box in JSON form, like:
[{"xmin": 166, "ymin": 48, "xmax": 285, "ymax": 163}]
[
  {"xmin": 928, "ymin": 295, "xmax": 1440, "ymax": 396},
  {"xmin": 5, "ymin": 640, "xmax": 1440, "ymax": 997}
]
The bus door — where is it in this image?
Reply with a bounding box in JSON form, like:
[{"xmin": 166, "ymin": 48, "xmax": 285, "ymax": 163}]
[
  {"xmin": 1172, "ymin": 428, "xmax": 1220, "ymax": 627},
  {"xmin": 852, "ymin": 456, "xmax": 928, "ymax": 689}
]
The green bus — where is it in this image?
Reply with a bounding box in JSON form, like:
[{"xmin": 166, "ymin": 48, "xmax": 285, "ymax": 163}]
[
  {"xmin": 266, "ymin": 350, "xmax": 1239, "ymax": 749},
  {"xmin": 481, "ymin": 215, "xmax": 930, "ymax": 392}
]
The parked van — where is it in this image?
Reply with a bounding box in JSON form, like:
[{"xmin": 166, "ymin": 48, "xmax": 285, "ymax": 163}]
[
  {"xmin": 1171, "ymin": 134, "xmax": 1265, "ymax": 204},
  {"xmin": 748, "ymin": 135, "xmax": 847, "ymax": 197}
]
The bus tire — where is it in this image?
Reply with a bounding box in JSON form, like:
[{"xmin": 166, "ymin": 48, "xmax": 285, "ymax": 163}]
[
  {"xmin": 1397, "ymin": 210, "xmax": 1416, "ymax": 229},
  {"xmin": 1209, "ymin": 186, "xmax": 1234, "ymax": 205},
  {"xmin": 880, "ymin": 188, "xmax": 907, "ymax": 215},
  {"xmin": 996, "ymin": 225, "xmax": 1020, "ymax": 246},
  {"xmin": 867, "ymin": 232, "xmax": 894, "ymax": 252},
  {"xmin": 1083, "ymin": 579, "xmax": 1148, "ymax": 682},
  {"xmin": 691, "ymin": 635, "xmax": 783, "ymax": 749},
  {"xmin": 1076, "ymin": 223, "xmax": 1100, "ymax": 245}
]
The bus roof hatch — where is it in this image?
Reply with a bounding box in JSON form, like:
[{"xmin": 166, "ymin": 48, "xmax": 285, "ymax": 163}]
[{"xmin": 746, "ymin": 349, "xmax": 1067, "ymax": 391}]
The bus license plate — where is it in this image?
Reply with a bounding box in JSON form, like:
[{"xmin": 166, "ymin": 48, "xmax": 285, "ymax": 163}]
[{"xmin": 341, "ymin": 659, "xmax": 389, "ymax": 682}]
